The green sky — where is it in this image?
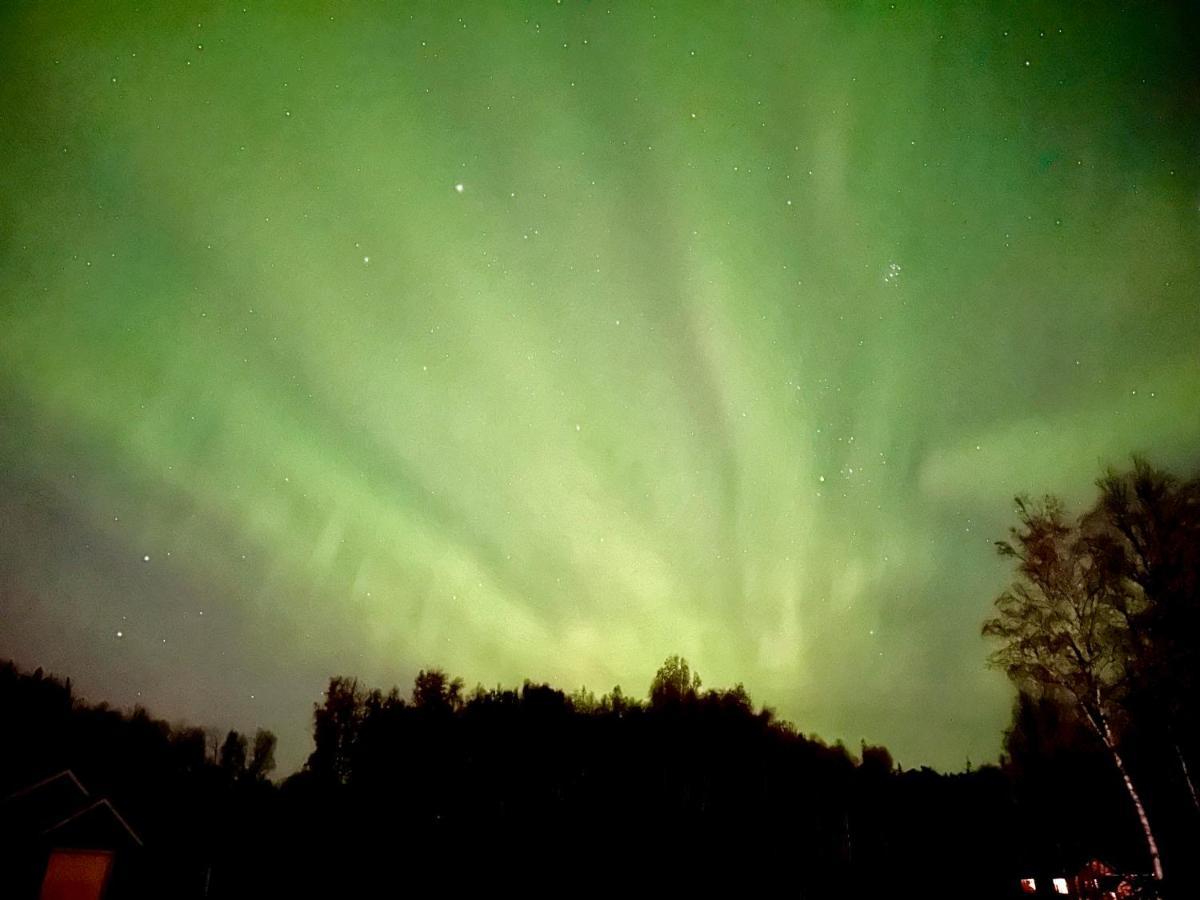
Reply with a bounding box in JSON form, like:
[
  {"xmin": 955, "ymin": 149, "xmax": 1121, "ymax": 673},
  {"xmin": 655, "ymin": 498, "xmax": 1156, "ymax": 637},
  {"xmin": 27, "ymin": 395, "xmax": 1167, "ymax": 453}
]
[{"xmin": 2, "ymin": 1, "xmax": 1197, "ymax": 772}]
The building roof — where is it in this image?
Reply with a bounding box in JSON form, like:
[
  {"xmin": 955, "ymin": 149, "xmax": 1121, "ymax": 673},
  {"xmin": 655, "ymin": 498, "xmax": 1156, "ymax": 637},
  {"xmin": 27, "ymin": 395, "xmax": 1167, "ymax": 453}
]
[{"xmin": 0, "ymin": 770, "xmax": 142, "ymax": 849}]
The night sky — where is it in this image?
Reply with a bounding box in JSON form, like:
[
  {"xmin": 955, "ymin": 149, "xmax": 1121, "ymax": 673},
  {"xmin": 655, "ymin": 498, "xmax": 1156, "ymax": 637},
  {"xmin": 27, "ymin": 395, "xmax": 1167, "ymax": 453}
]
[{"xmin": 2, "ymin": 2, "xmax": 1197, "ymax": 773}]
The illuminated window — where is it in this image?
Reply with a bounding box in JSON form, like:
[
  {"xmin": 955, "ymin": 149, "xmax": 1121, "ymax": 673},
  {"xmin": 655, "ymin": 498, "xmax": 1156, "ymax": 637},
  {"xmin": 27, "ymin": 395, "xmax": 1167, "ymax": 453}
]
[
  {"xmin": 1019, "ymin": 878, "xmax": 1037, "ymax": 893},
  {"xmin": 40, "ymin": 850, "xmax": 113, "ymax": 900},
  {"xmin": 1052, "ymin": 877, "xmax": 1069, "ymax": 894}
]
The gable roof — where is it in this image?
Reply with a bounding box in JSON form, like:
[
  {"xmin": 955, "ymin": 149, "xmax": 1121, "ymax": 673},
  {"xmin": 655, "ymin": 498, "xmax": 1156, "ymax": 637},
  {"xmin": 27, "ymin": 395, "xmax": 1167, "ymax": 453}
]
[
  {"xmin": 43, "ymin": 797, "xmax": 143, "ymax": 849},
  {"xmin": 0, "ymin": 770, "xmax": 142, "ymax": 849}
]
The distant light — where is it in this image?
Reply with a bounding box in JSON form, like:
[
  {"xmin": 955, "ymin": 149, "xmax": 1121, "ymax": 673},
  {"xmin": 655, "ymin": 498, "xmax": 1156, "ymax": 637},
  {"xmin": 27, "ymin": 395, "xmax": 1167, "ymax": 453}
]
[
  {"xmin": 1052, "ymin": 878, "xmax": 1068, "ymax": 895},
  {"xmin": 1019, "ymin": 878, "xmax": 1036, "ymax": 894}
]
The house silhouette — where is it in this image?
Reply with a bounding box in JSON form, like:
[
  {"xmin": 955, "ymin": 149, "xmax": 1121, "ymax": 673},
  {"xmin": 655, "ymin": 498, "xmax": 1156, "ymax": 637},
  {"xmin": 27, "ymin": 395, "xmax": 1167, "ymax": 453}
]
[{"xmin": 0, "ymin": 770, "xmax": 142, "ymax": 900}]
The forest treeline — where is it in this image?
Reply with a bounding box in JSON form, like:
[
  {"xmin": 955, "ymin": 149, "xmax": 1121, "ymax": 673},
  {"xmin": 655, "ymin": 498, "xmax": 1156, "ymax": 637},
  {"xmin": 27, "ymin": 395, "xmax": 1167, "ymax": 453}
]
[
  {"xmin": 1, "ymin": 656, "xmax": 1023, "ymax": 896},
  {"xmin": 2, "ymin": 653, "xmax": 1189, "ymax": 897},
  {"xmin": 0, "ymin": 458, "xmax": 1196, "ymax": 897}
]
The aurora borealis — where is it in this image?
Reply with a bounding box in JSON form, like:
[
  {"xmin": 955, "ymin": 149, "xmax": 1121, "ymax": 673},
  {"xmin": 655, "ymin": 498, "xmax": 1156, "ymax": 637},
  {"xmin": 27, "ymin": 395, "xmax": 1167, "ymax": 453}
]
[{"xmin": 2, "ymin": 2, "xmax": 1197, "ymax": 773}]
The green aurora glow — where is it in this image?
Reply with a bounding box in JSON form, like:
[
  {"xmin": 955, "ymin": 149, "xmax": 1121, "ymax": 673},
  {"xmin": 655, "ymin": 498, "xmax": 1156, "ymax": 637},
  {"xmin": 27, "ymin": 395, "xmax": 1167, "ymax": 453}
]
[{"xmin": 2, "ymin": 2, "xmax": 1198, "ymax": 771}]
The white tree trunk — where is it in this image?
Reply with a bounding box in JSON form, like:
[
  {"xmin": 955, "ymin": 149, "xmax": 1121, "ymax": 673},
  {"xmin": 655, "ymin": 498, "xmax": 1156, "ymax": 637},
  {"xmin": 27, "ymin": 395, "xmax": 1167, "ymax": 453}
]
[
  {"xmin": 1175, "ymin": 741, "xmax": 1200, "ymax": 814},
  {"xmin": 1103, "ymin": 728, "xmax": 1165, "ymax": 883}
]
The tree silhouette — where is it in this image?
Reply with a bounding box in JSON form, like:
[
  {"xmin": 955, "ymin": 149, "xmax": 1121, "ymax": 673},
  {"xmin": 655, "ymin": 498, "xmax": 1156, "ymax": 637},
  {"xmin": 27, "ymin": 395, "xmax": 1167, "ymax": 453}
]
[
  {"xmin": 219, "ymin": 730, "xmax": 248, "ymax": 779},
  {"xmin": 648, "ymin": 654, "xmax": 701, "ymax": 707},
  {"xmin": 308, "ymin": 676, "xmax": 364, "ymax": 785},
  {"xmin": 1089, "ymin": 458, "xmax": 1200, "ymax": 814},
  {"xmin": 411, "ymin": 668, "xmax": 464, "ymax": 713},
  {"xmin": 247, "ymin": 729, "xmax": 277, "ymax": 781},
  {"xmin": 983, "ymin": 494, "xmax": 1165, "ymax": 882}
]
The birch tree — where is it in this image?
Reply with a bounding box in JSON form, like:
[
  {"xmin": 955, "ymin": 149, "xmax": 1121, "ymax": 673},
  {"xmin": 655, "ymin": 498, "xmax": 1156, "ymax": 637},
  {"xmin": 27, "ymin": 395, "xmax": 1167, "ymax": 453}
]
[
  {"xmin": 1088, "ymin": 459, "xmax": 1200, "ymax": 813},
  {"xmin": 982, "ymin": 496, "xmax": 1164, "ymax": 883}
]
